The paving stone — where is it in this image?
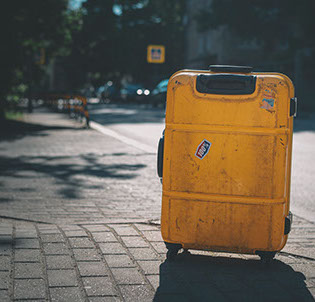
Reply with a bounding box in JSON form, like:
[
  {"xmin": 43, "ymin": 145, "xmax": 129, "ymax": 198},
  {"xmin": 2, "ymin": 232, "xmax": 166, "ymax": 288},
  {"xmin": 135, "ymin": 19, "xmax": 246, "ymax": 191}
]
[
  {"xmin": 119, "ymin": 284, "xmax": 155, "ymax": 302},
  {"xmin": 147, "ymin": 275, "xmax": 160, "ymax": 290},
  {"xmin": 305, "ymin": 278, "xmax": 315, "ymax": 288},
  {"xmin": 73, "ymin": 249, "xmax": 101, "ymax": 261},
  {"xmin": 138, "ymin": 261, "xmax": 162, "ymax": 275},
  {"xmin": 50, "ymin": 287, "xmax": 85, "ymax": 302},
  {"xmin": 64, "ymin": 230, "xmax": 88, "ymax": 237},
  {"xmin": 0, "ymin": 256, "xmax": 10, "ymax": 271},
  {"xmin": 134, "ymin": 224, "xmax": 160, "ymax": 231},
  {"xmin": 121, "ymin": 237, "xmax": 150, "ymax": 248},
  {"xmin": 129, "ymin": 248, "xmax": 159, "ymax": 260},
  {"xmin": 15, "ymin": 262, "xmax": 43, "ymax": 279},
  {"xmin": 43, "ymin": 243, "xmax": 69, "ymax": 255},
  {"xmin": 0, "ymin": 224, "xmax": 13, "ymax": 230},
  {"xmin": 14, "ymin": 279, "xmax": 46, "ymax": 300},
  {"xmin": 308, "ymin": 288, "xmax": 315, "ymax": 299},
  {"xmin": 15, "ymin": 249, "xmax": 41, "ymax": 262},
  {"xmin": 48, "ymin": 269, "xmax": 78, "ymax": 287},
  {"xmin": 41, "ymin": 234, "xmax": 65, "ymax": 243},
  {"xmin": 0, "ymin": 235, "xmax": 11, "ymax": 244},
  {"xmin": 59, "ymin": 225, "xmax": 83, "ymax": 231},
  {"xmin": 99, "ymin": 243, "xmax": 127, "ymax": 255},
  {"xmin": 77, "ymin": 262, "xmax": 109, "ymax": 277},
  {"xmin": 88, "ymin": 297, "xmax": 122, "ymax": 302},
  {"xmin": 38, "ymin": 228, "xmax": 61, "ymax": 235},
  {"xmin": 151, "ymin": 242, "xmax": 167, "ymax": 254},
  {"xmin": 39, "ymin": 229, "xmax": 61, "ymax": 234},
  {"xmin": 0, "ymin": 272, "xmax": 9, "ymax": 289},
  {"xmin": 0, "ymin": 241, "xmax": 11, "ymax": 256},
  {"xmin": 69, "ymin": 237, "xmax": 94, "ymax": 248},
  {"xmin": 37, "ymin": 225, "xmax": 59, "ymax": 231},
  {"xmin": 92, "ymin": 232, "xmax": 118, "ymax": 243},
  {"xmin": 82, "ymin": 277, "xmax": 118, "ymax": 296},
  {"xmin": 15, "ymin": 231, "xmax": 38, "ymax": 239},
  {"xmin": 0, "ymin": 231, "xmax": 12, "ymax": 241},
  {"xmin": 46, "ymin": 255, "xmax": 73, "ymax": 269},
  {"xmin": 0, "ymin": 290, "xmax": 10, "ymax": 302},
  {"xmin": 104, "ymin": 254, "xmax": 136, "ymax": 268},
  {"xmin": 83, "ymin": 225, "xmax": 109, "ymax": 232},
  {"xmin": 291, "ymin": 263, "xmax": 315, "ymax": 279},
  {"xmin": 141, "ymin": 231, "xmax": 163, "ymax": 242},
  {"xmin": 112, "ymin": 226, "xmax": 139, "ymax": 236},
  {"xmin": 112, "ymin": 268, "xmax": 146, "ymax": 285}
]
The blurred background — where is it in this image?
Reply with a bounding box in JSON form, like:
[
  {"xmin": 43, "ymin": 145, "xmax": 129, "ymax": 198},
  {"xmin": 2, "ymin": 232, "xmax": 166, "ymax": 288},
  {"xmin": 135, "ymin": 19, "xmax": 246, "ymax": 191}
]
[{"xmin": 1, "ymin": 0, "xmax": 315, "ymax": 116}]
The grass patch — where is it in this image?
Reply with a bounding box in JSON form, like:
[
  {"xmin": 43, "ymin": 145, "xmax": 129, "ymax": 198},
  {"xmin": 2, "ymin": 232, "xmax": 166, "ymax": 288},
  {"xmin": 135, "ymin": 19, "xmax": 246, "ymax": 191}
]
[{"xmin": 5, "ymin": 110, "xmax": 23, "ymax": 121}]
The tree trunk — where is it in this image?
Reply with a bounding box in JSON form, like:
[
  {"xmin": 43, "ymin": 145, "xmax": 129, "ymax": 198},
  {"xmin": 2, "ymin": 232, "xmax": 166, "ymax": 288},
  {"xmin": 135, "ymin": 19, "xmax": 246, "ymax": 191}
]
[{"xmin": 0, "ymin": 98, "xmax": 6, "ymax": 123}]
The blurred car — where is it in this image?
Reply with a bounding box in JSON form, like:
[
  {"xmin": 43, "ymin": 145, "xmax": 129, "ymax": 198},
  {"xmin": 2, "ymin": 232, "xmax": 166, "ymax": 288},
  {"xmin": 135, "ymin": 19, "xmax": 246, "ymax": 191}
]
[
  {"xmin": 151, "ymin": 79, "xmax": 169, "ymax": 107},
  {"xmin": 96, "ymin": 81, "xmax": 120, "ymax": 103},
  {"xmin": 120, "ymin": 83, "xmax": 150, "ymax": 103}
]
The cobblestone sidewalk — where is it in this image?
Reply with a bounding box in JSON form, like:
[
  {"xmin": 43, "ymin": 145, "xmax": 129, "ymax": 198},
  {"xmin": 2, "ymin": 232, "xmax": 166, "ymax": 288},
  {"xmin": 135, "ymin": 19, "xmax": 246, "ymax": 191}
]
[{"xmin": 0, "ymin": 109, "xmax": 314, "ymax": 301}]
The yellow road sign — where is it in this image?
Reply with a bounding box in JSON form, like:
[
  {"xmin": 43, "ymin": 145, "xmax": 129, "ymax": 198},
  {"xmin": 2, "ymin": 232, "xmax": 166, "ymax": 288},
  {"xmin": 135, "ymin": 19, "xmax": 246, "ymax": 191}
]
[{"xmin": 147, "ymin": 45, "xmax": 165, "ymax": 64}]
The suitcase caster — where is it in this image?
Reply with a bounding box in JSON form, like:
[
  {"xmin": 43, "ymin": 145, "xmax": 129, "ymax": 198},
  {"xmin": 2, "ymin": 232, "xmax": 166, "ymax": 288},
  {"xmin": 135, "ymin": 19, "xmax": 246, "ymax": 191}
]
[
  {"xmin": 165, "ymin": 242, "xmax": 182, "ymax": 261},
  {"xmin": 256, "ymin": 251, "xmax": 276, "ymax": 264}
]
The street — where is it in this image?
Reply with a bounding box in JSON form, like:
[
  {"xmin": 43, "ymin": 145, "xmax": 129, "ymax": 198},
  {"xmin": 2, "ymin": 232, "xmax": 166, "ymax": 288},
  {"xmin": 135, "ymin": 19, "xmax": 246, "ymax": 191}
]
[
  {"xmin": 89, "ymin": 103, "xmax": 165, "ymax": 151},
  {"xmin": 0, "ymin": 104, "xmax": 314, "ymax": 301}
]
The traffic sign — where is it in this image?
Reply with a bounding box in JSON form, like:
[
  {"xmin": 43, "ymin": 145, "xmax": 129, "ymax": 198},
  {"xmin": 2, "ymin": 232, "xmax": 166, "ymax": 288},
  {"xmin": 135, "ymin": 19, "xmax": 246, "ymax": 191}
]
[{"xmin": 147, "ymin": 45, "xmax": 165, "ymax": 64}]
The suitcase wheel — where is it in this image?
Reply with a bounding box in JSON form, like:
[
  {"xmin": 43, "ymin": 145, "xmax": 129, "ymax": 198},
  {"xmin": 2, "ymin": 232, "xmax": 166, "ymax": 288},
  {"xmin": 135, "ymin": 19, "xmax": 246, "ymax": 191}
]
[
  {"xmin": 165, "ymin": 242, "xmax": 182, "ymax": 261},
  {"xmin": 256, "ymin": 251, "xmax": 276, "ymax": 264}
]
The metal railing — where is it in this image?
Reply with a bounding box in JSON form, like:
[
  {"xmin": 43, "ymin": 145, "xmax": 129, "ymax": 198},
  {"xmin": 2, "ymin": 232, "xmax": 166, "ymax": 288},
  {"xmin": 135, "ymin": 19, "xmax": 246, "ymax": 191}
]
[{"xmin": 44, "ymin": 94, "xmax": 90, "ymax": 127}]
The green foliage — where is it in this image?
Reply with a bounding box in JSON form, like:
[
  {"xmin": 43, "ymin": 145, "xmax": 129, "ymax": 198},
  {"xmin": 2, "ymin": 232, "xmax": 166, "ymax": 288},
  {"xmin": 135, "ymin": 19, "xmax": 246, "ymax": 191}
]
[
  {"xmin": 0, "ymin": 0, "xmax": 81, "ymax": 112},
  {"xmin": 0, "ymin": 0, "xmax": 187, "ymax": 107},
  {"xmin": 64, "ymin": 0, "xmax": 186, "ymax": 88},
  {"xmin": 5, "ymin": 111, "xmax": 23, "ymax": 121}
]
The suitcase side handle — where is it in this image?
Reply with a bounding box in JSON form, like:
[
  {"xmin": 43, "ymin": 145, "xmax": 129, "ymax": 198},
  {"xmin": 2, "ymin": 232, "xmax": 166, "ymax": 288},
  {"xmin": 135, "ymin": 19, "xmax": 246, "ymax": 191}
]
[
  {"xmin": 157, "ymin": 132, "xmax": 164, "ymax": 178},
  {"xmin": 209, "ymin": 65, "xmax": 253, "ymax": 73},
  {"xmin": 196, "ymin": 74, "xmax": 256, "ymax": 95}
]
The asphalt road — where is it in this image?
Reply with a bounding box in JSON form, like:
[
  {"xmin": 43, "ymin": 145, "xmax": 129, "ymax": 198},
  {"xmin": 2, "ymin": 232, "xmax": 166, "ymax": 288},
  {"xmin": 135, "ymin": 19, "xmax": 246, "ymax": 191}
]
[{"xmin": 89, "ymin": 102, "xmax": 315, "ymax": 223}]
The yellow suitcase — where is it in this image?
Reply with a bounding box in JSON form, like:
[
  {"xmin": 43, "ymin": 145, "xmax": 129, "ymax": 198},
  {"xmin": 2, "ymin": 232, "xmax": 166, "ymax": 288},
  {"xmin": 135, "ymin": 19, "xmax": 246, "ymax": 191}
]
[{"xmin": 157, "ymin": 65, "xmax": 297, "ymax": 262}]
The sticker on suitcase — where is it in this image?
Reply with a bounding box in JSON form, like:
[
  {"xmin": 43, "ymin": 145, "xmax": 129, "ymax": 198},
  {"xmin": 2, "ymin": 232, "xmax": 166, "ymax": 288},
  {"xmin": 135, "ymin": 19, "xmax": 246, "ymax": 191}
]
[
  {"xmin": 261, "ymin": 98, "xmax": 275, "ymax": 110},
  {"xmin": 261, "ymin": 89, "xmax": 276, "ymax": 111},
  {"xmin": 195, "ymin": 139, "xmax": 212, "ymax": 159}
]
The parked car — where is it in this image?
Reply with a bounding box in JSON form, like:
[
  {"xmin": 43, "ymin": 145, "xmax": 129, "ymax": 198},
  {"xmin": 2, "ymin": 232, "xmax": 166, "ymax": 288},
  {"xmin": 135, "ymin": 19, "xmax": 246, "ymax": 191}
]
[
  {"xmin": 120, "ymin": 83, "xmax": 150, "ymax": 103},
  {"xmin": 151, "ymin": 79, "xmax": 169, "ymax": 107}
]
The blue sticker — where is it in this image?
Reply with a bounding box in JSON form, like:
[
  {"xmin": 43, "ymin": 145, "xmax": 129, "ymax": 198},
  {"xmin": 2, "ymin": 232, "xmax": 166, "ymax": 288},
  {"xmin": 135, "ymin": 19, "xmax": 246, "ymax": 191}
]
[{"xmin": 195, "ymin": 139, "xmax": 212, "ymax": 160}]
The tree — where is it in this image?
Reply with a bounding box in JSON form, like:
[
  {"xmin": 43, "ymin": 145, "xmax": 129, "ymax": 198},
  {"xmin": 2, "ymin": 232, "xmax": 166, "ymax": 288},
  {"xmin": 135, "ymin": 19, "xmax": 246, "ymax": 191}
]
[
  {"xmin": 0, "ymin": 0, "xmax": 81, "ymax": 120},
  {"xmin": 64, "ymin": 0, "xmax": 186, "ymax": 89}
]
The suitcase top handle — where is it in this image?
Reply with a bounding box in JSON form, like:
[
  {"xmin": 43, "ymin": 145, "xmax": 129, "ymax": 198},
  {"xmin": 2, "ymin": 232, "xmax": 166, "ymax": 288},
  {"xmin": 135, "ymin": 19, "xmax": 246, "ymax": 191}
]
[
  {"xmin": 209, "ymin": 65, "xmax": 253, "ymax": 73},
  {"xmin": 196, "ymin": 74, "xmax": 256, "ymax": 95}
]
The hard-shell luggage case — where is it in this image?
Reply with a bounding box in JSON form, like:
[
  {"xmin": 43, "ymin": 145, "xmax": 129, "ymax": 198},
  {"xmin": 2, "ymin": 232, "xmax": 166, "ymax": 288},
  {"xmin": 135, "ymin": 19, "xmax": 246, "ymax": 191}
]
[{"xmin": 158, "ymin": 65, "xmax": 297, "ymax": 262}]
